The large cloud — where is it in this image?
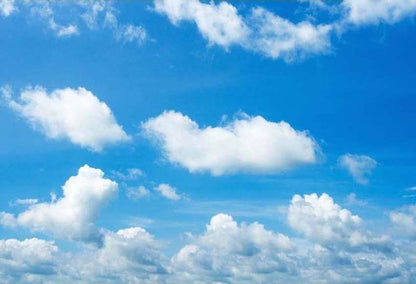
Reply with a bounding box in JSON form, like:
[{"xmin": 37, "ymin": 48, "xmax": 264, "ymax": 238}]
[
  {"xmin": 143, "ymin": 111, "xmax": 319, "ymax": 176},
  {"xmin": 171, "ymin": 213, "xmax": 296, "ymax": 283},
  {"xmin": 288, "ymin": 193, "xmax": 389, "ymax": 250},
  {"xmin": 0, "ymin": 165, "xmax": 118, "ymax": 244},
  {"xmin": 0, "ymin": 193, "xmax": 413, "ymax": 283},
  {"xmin": 3, "ymin": 86, "xmax": 130, "ymax": 151},
  {"xmin": 67, "ymin": 227, "xmax": 167, "ymax": 283},
  {"xmin": 0, "ymin": 238, "xmax": 58, "ymax": 283}
]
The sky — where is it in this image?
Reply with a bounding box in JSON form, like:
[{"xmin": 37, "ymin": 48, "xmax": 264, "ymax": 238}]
[{"xmin": 0, "ymin": 0, "xmax": 416, "ymax": 283}]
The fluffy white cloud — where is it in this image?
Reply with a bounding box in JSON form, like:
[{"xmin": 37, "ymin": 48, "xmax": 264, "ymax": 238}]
[
  {"xmin": 390, "ymin": 205, "xmax": 416, "ymax": 239},
  {"xmin": 154, "ymin": 183, "xmax": 181, "ymax": 200},
  {"xmin": 288, "ymin": 193, "xmax": 388, "ymax": 249},
  {"xmin": 154, "ymin": 0, "xmax": 332, "ymax": 61},
  {"xmin": 0, "ymin": 193, "xmax": 412, "ymax": 283},
  {"xmin": 67, "ymin": 227, "xmax": 166, "ymax": 282},
  {"xmin": 3, "ymin": 86, "xmax": 130, "ymax": 151},
  {"xmin": 0, "ymin": 165, "xmax": 118, "ymax": 244},
  {"xmin": 247, "ymin": 8, "xmax": 332, "ymax": 61},
  {"xmin": 338, "ymin": 154, "xmax": 377, "ymax": 184},
  {"xmin": 143, "ymin": 111, "xmax": 318, "ymax": 176},
  {"xmin": 0, "ymin": 238, "xmax": 58, "ymax": 282},
  {"xmin": 0, "ymin": 0, "xmax": 15, "ymax": 17},
  {"xmin": 342, "ymin": 0, "xmax": 416, "ymax": 25},
  {"xmin": 172, "ymin": 213, "xmax": 296, "ymax": 283},
  {"xmin": 154, "ymin": 0, "xmax": 249, "ymax": 47}
]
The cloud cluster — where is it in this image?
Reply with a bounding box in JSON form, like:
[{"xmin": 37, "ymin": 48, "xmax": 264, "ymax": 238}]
[
  {"xmin": 3, "ymin": 86, "xmax": 130, "ymax": 152},
  {"xmin": 154, "ymin": 0, "xmax": 332, "ymax": 61},
  {"xmin": 0, "ymin": 191, "xmax": 414, "ymax": 283},
  {"xmin": 143, "ymin": 111, "xmax": 318, "ymax": 176},
  {"xmin": 155, "ymin": 0, "xmax": 416, "ymax": 61},
  {"xmin": 0, "ymin": 238, "xmax": 58, "ymax": 283},
  {"xmin": 0, "ymin": 165, "xmax": 118, "ymax": 244},
  {"xmin": 338, "ymin": 153, "xmax": 377, "ymax": 184}
]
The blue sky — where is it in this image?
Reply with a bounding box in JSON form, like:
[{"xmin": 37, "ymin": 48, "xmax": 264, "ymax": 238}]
[{"xmin": 1, "ymin": 0, "xmax": 416, "ymax": 283}]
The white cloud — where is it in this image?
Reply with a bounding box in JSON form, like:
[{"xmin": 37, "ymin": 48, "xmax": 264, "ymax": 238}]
[
  {"xmin": 342, "ymin": 0, "xmax": 416, "ymax": 26},
  {"xmin": 154, "ymin": 0, "xmax": 332, "ymax": 61},
  {"xmin": 154, "ymin": 0, "xmax": 249, "ymax": 47},
  {"xmin": 69, "ymin": 227, "xmax": 166, "ymax": 282},
  {"xmin": 390, "ymin": 205, "xmax": 416, "ymax": 239},
  {"xmin": 288, "ymin": 193, "xmax": 388, "ymax": 249},
  {"xmin": 0, "ymin": 0, "xmax": 15, "ymax": 17},
  {"xmin": 338, "ymin": 154, "xmax": 377, "ymax": 184},
  {"xmin": 103, "ymin": 6, "xmax": 147, "ymax": 46},
  {"xmin": 172, "ymin": 213, "xmax": 295, "ymax": 283},
  {"xmin": 154, "ymin": 183, "xmax": 181, "ymax": 201},
  {"xmin": 143, "ymin": 111, "xmax": 319, "ymax": 176},
  {"xmin": 30, "ymin": 2, "xmax": 79, "ymax": 38},
  {"xmin": 0, "ymin": 238, "xmax": 58, "ymax": 282},
  {"xmin": 127, "ymin": 186, "xmax": 150, "ymax": 200},
  {"xmin": 246, "ymin": 7, "xmax": 332, "ymax": 61},
  {"xmin": 3, "ymin": 86, "xmax": 130, "ymax": 152},
  {"xmin": 0, "ymin": 165, "xmax": 118, "ymax": 244}
]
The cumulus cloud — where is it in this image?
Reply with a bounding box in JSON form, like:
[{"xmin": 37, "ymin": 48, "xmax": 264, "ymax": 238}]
[
  {"xmin": 0, "ymin": 165, "xmax": 118, "ymax": 244},
  {"xmin": 288, "ymin": 193, "xmax": 389, "ymax": 250},
  {"xmin": 3, "ymin": 86, "xmax": 130, "ymax": 152},
  {"xmin": 154, "ymin": 0, "xmax": 332, "ymax": 61},
  {"xmin": 342, "ymin": 0, "xmax": 416, "ymax": 26},
  {"xmin": 338, "ymin": 154, "xmax": 377, "ymax": 184},
  {"xmin": 0, "ymin": 0, "xmax": 15, "ymax": 17},
  {"xmin": 154, "ymin": 183, "xmax": 181, "ymax": 201},
  {"xmin": 0, "ymin": 193, "xmax": 412, "ymax": 283},
  {"xmin": 172, "ymin": 213, "xmax": 295, "ymax": 283},
  {"xmin": 68, "ymin": 227, "xmax": 167, "ymax": 282},
  {"xmin": 143, "ymin": 111, "xmax": 318, "ymax": 176},
  {"xmin": 0, "ymin": 238, "xmax": 58, "ymax": 283},
  {"xmin": 154, "ymin": 0, "xmax": 249, "ymax": 47},
  {"xmin": 247, "ymin": 7, "xmax": 332, "ymax": 61},
  {"xmin": 155, "ymin": 0, "xmax": 416, "ymax": 61}
]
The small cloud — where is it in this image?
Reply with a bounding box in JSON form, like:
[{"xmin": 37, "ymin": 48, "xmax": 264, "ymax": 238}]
[
  {"xmin": 126, "ymin": 186, "xmax": 150, "ymax": 201},
  {"xmin": 113, "ymin": 168, "xmax": 144, "ymax": 180},
  {"xmin": 9, "ymin": 199, "xmax": 38, "ymax": 207},
  {"xmin": 154, "ymin": 183, "xmax": 181, "ymax": 201},
  {"xmin": 338, "ymin": 154, "xmax": 377, "ymax": 185},
  {"xmin": 345, "ymin": 193, "xmax": 367, "ymax": 206}
]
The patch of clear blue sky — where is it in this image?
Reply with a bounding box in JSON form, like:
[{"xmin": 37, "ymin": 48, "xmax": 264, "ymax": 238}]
[{"xmin": 0, "ymin": 1, "xmax": 415, "ymax": 254}]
